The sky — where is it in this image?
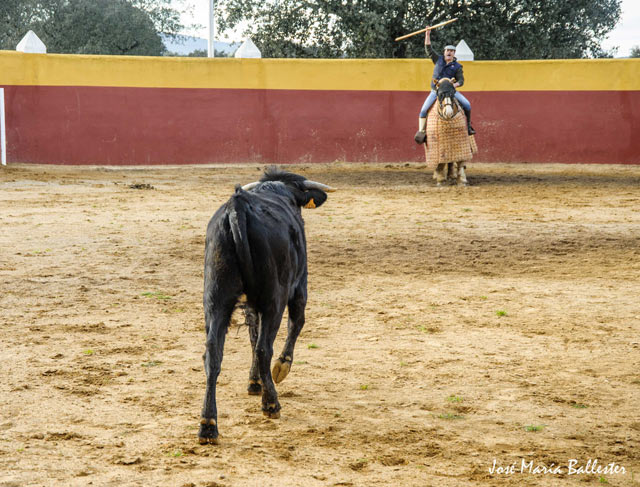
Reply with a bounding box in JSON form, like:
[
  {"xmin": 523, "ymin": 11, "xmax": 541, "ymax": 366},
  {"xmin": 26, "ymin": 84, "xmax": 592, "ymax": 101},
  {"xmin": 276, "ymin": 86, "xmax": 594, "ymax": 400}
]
[
  {"xmin": 601, "ymin": 0, "xmax": 640, "ymax": 56},
  {"xmin": 179, "ymin": 0, "xmax": 640, "ymax": 56}
]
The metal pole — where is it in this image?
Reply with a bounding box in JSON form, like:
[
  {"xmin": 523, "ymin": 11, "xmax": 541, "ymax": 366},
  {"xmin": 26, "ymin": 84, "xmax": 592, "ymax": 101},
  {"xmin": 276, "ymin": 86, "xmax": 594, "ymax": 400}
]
[
  {"xmin": 1, "ymin": 88, "xmax": 6, "ymax": 166},
  {"xmin": 208, "ymin": 0, "xmax": 215, "ymax": 58}
]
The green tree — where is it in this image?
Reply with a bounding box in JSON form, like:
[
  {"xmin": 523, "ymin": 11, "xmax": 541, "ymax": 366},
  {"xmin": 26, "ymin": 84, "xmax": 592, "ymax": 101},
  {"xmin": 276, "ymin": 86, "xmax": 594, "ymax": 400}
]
[
  {"xmin": 631, "ymin": 46, "xmax": 640, "ymax": 58},
  {"xmin": 216, "ymin": 0, "xmax": 622, "ymax": 59},
  {"xmin": 0, "ymin": 0, "xmax": 188, "ymax": 54},
  {"xmin": 131, "ymin": 0, "xmax": 192, "ymax": 39},
  {"xmin": 169, "ymin": 48, "xmax": 231, "ymax": 57},
  {"xmin": 38, "ymin": 0, "xmax": 165, "ymax": 55},
  {"xmin": 0, "ymin": 0, "xmax": 39, "ymax": 50}
]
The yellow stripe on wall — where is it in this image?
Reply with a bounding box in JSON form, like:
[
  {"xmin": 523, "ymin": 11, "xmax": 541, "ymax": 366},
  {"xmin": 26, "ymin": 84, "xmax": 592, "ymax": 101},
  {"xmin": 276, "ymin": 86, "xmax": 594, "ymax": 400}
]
[
  {"xmin": 464, "ymin": 59, "xmax": 640, "ymax": 91},
  {"xmin": 1, "ymin": 50, "xmax": 639, "ymax": 92}
]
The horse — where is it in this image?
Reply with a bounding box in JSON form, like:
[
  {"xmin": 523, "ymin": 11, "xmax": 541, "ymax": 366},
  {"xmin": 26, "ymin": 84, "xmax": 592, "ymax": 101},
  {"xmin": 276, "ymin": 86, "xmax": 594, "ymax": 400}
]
[{"xmin": 423, "ymin": 78, "xmax": 477, "ymax": 186}]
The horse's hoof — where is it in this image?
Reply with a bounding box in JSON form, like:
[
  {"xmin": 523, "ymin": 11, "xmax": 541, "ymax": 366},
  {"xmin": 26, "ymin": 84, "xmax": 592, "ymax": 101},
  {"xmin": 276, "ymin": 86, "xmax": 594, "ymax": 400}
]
[
  {"xmin": 263, "ymin": 410, "xmax": 281, "ymax": 419},
  {"xmin": 271, "ymin": 358, "xmax": 291, "ymax": 384}
]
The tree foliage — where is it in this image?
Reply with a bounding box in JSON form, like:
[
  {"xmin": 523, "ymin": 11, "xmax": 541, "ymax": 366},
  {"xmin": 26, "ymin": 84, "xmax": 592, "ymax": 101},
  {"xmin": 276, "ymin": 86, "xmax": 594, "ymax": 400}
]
[
  {"xmin": 631, "ymin": 46, "xmax": 640, "ymax": 58},
  {"xmin": 216, "ymin": 0, "xmax": 622, "ymax": 59},
  {"xmin": 0, "ymin": 0, "xmax": 39, "ymax": 50},
  {"xmin": 0, "ymin": 0, "xmax": 186, "ymax": 55},
  {"xmin": 173, "ymin": 48, "xmax": 231, "ymax": 58},
  {"xmin": 39, "ymin": 0, "xmax": 165, "ymax": 55},
  {"xmin": 131, "ymin": 0, "xmax": 191, "ymax": 39}
]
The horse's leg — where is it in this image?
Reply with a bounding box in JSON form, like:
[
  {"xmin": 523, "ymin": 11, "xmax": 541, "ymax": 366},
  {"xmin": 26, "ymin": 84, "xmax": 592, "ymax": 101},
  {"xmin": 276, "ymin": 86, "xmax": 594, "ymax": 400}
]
[
  {"xmin": 447, "ymin": 162, "xmax": 458, "ymax": 182},
  {"xmin": 457, "ymin": 163, "xmax": 469, "ymax": 186},
  {"xmin": 435, "ymin": 163, "xmax": 447, "ymax": 186}
]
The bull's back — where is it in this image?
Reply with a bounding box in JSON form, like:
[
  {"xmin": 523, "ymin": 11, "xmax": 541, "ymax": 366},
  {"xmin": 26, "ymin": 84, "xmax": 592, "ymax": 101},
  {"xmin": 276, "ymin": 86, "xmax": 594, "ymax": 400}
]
[
  {"xmin": 205, "ymin": 192, "xmax": 306, "ymax": 305},
  {"xmin": 244, "ymin": 198, "xmax": 307, "ymax": 292}
]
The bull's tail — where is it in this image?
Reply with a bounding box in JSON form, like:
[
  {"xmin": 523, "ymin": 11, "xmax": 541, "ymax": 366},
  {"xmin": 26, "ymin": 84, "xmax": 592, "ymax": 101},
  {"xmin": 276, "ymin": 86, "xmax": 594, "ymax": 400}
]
[{"xmin": 228, "ymin": 188, "xmax": 256, "ymax": 295}]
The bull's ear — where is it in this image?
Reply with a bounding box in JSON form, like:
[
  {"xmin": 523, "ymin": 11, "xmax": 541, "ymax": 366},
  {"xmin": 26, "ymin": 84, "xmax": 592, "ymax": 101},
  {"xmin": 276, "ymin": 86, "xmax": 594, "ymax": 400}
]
[{"xmin": 301, "ymin": 189, "xmax": 327, "ymax": 209}]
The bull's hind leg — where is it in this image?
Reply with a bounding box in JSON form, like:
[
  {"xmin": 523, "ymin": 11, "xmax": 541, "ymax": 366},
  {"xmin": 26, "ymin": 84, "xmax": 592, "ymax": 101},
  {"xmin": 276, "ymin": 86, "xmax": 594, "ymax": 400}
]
[
  {"xmin": 245, "ymin": 306, "xmax": 262, "ymax": 395},
  {"xmin": 199, "ymin": 295, "xmax": 237, "ymax": 444},
  {"xmin": 199, "ymin": 240, "xmax": 243, "ymax": 445},
  {"xmin": 272, "ymin": 286, "xmax": 307, "ymax": 384},
  {"xmin": 256, "ymin": 306, "xmax": 286, "ymax": 419}
]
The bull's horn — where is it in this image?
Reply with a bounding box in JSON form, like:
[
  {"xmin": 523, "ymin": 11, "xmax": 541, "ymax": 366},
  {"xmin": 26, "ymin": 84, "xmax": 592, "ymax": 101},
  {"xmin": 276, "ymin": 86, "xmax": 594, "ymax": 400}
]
[
  {"xmin": 241, "ymin": 182, "xmax": 260, "ymax": 191},
  {"xmin": 304, "ymin": 180, "xmax": 336, "ymax": 192}
]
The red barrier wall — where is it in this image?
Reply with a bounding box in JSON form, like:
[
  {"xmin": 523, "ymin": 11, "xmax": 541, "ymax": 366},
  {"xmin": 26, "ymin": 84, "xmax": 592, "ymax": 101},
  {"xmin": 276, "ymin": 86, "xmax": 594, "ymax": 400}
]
[{"xmin": 1, "ymin": 52, "xmax": 639, "ymax": 165}]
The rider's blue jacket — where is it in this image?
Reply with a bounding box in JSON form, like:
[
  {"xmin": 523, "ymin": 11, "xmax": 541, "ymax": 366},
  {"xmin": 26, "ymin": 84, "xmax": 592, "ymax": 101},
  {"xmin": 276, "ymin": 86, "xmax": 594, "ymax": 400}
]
[{"xmin": 426, "ymin": 44, "xmax": 464, "ymax": 90}]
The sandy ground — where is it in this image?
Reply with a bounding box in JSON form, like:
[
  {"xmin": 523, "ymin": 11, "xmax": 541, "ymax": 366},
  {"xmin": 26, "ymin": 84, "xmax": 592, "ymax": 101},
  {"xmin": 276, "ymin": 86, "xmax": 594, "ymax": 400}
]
[{"xmin": 0, "ymin": 162, "xmax": 639, "ymax": 487}]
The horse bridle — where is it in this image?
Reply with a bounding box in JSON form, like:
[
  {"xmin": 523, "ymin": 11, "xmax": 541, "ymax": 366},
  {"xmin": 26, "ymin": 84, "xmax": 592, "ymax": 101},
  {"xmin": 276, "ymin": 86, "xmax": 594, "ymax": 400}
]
[{"xmin": 435, "ymin": 77, "xmax": 460, "ymax": 120}]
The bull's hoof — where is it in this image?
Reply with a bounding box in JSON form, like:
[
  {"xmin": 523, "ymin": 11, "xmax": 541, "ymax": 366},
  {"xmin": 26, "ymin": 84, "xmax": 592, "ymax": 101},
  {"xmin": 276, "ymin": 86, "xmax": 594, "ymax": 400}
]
[
  {"xmin": 247, "ymin": 380, "xmax": 262, "ymax": 395},
  {"xmin": 262, "ymin": 403, "xmax": 281, "ymax": 419},
  {"xmin": 198, "ymin": 418, "xmax": 219, "ymax": 445},
  {"xmin": 271, "ymin": 357, "xmax": 292, "ymax": 384},
  {"xmin": 198, "ymin": 435, "xmax": 219, "ymax": 445}
]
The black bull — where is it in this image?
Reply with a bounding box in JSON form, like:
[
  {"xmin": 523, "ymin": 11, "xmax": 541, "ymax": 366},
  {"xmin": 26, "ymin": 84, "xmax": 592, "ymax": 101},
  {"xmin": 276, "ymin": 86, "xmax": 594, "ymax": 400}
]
[{"xmin": 199, "ymin": 169, "xmax": 334, "ymax": 444}]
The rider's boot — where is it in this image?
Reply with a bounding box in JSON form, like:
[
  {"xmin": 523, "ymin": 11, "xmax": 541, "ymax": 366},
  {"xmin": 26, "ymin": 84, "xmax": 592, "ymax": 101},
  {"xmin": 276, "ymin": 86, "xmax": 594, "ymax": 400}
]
[
  {"xmin": 463, "ymin": 108, "xmax": 476, "ymax": 135},
  {"xmin": 414, "ymin": 117, "xmax": 427, "ymax": 144}
]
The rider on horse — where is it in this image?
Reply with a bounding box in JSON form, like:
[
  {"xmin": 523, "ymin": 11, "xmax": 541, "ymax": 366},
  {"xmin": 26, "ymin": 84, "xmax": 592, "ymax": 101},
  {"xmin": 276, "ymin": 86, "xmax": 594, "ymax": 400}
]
[{"xmin": 415, "ymin": 28, "xmax": 475, "ymax": 145}]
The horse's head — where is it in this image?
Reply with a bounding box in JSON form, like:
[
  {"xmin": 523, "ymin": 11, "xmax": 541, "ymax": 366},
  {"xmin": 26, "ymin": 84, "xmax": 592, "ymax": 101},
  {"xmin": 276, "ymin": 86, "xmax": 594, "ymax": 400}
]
[{"xmin": 435, "ymin": 77, "xmax": 458, "ymax": 120}]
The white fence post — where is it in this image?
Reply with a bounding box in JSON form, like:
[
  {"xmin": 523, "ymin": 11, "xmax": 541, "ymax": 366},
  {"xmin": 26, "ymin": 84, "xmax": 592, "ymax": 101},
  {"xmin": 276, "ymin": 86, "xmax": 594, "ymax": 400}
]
[
  {"xmin": 234, "ymin": 38, "xmax": 261, "ymax": 58},
  {"xmin": 16, "ymin": 30, "xmax": 47, "ymax": 53},
  {"xmin": 455, "ymin": 40, "xmax": 474, "ymax": 61},
  {"xmin": 1, "ymin": 88, "xmax": 6, "ymax": 166}
]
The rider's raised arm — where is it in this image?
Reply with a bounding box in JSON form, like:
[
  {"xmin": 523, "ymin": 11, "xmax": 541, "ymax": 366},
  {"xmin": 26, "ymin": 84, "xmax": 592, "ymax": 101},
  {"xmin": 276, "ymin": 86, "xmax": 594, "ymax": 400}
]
[{"xmin": 424, "ymin": 28, "xmax": 439, "ymax": 64}]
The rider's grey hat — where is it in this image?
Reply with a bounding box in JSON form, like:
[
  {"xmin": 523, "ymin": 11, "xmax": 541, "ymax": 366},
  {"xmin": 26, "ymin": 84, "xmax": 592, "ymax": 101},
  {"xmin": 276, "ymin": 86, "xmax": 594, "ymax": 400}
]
[{"xmin": 444, "ymin": 44, "xmax": 457, "ymax": 50}]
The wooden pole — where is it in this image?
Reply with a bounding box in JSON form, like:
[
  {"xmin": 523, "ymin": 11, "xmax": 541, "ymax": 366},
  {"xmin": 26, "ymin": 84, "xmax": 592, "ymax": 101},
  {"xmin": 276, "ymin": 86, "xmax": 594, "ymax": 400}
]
[{"xmin": 395, "ymin": 18, "xmax": 458, "ymax": 42}]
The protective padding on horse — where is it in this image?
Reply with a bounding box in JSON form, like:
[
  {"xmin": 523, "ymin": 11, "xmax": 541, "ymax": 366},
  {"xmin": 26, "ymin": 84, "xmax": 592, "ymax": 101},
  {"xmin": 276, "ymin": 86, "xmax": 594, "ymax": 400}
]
[
  {"xmin": 469, "ymin": 134, "xmax": 478, "ymax": 155},
  {"xmin": 424, "ymin": 106, "xmax": 477, "ymax": 168}
]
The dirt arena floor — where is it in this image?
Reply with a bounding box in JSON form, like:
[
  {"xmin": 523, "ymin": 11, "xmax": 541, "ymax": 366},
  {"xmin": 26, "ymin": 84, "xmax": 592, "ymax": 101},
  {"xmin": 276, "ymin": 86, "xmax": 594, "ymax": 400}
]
[{"xmin": 1, "ymin": 162, "xmax": 639, "ymax": 487}]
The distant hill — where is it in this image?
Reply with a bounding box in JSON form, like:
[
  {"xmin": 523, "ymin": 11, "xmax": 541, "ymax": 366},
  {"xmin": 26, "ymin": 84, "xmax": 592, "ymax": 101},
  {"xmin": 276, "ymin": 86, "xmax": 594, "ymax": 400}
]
[{"xmin": 162, "ymin": 34, "xmax": 239, "ymax": 56}]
